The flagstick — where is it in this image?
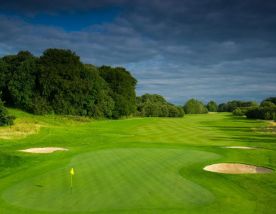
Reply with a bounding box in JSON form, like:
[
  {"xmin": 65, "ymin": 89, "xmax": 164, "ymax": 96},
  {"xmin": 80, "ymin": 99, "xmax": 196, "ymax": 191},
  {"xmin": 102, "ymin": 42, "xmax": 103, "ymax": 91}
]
[
  {"xmin": 70, "ymin": 174, "xmax": 73, "ymax": 193},
  {"xmin": 70, "ymin": 167, "xmax": 74, "ymax": 194}
]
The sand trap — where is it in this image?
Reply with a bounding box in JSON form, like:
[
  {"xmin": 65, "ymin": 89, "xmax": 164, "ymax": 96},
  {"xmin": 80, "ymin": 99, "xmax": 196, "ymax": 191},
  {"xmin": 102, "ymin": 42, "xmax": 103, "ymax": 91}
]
[
  {"xmin": 203, "ymin": 163, "xmax": 273, "ymax": 174},
  {"xmin": 224, "ymin": 146, "xmax": 256, "ymax": 150},
  {"xmin": 19, "ymin": 147, "xmax": 68, "ymax": 154}
]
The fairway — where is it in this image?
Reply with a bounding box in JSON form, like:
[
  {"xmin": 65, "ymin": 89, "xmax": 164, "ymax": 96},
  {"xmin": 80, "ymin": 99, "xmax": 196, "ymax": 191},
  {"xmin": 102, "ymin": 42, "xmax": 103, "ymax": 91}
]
[{"xmin": 0, "ymin": 110, "xmax": 276, "ymax": 214}]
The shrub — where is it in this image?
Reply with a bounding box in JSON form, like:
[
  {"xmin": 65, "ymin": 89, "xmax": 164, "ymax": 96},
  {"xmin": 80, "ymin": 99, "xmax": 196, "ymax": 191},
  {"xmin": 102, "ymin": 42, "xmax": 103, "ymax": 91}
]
[{"xmin": 0, "ymin": 99, "xmax": 15, "ymax": 126}]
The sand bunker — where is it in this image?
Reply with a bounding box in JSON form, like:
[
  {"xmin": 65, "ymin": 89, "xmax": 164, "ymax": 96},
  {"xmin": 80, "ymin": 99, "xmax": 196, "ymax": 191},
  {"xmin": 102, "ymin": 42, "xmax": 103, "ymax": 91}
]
[
  {"xmin": 19, "ymin": 147, "xmax": 68, "ymax": 154},
  {"xmin": 203, "ymin": 163, "xmax": 273, "ymax": 174},
  {"xmin": 224, "ymin": 146, "xmax": 256, "ymax": 150}
]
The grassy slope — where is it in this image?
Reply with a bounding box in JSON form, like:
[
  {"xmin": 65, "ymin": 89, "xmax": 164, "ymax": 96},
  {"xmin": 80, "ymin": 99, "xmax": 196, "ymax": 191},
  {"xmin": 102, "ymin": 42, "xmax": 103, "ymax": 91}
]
[{"xmin": 0, "ymin": 109, "xmax": 275, "ymax": 214}]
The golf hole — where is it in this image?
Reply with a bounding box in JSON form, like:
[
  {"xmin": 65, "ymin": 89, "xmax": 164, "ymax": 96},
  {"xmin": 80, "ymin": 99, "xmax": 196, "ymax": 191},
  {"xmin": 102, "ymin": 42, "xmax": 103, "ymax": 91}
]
[{"xmin": 203, "ymin": 163, "xmax": 273, "ymax": 174}]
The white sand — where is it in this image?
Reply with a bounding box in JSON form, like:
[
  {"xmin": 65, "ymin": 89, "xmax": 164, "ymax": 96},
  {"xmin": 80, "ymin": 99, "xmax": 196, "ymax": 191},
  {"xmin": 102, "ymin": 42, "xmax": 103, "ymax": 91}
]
[
  {"xmin": 19, "ymin": 147, "xmax": 68, "ymax": 154},
  {"xmin": 224, "ymin": 146, "xmax": 256, "ymax": 150},
  {"xmin": 203, "ymin": 163, "xmax": 273, "ymax": 174}
]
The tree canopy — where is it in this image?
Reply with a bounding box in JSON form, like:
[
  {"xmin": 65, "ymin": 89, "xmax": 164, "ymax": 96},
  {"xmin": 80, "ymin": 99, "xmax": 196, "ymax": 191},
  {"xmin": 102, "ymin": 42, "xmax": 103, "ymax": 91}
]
[
  {"xmin": 99, "ymin": 66, "xmax": 137, "ymax": 118},
  {"xmin": 206, "ymin": 101, "xmax": 218, "ymax": 112},
  {"xmin": 0, "ymin": 97, "xmax": 15, "ymax": 126},
  {"xmin": 136, "ymin": 94, "xmax": 184, "ymax": 117},
  {"xmin": 218, "ymin": 100, "xmax": 258, "ymax": 112},
  {"xmin": 183, "ymin": 99, "xmax": 208, "ymax": 114},
  {"xmin": 261, "ymin": 97, "xmax": 276, "ymax": 105},
  {"xmin": 244, "ymin": 97, "xmax": 276, "ymax": 120},
  {"xmin": 0, "ymin": 49, "xmax": 137, "ymax": 118}
]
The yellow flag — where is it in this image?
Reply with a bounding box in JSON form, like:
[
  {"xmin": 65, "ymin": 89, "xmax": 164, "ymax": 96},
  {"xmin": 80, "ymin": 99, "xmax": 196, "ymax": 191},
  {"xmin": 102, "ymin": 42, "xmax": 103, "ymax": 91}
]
[{"xmin": 70, "ymin": 168, "xmax": 75, "ymax": 176}]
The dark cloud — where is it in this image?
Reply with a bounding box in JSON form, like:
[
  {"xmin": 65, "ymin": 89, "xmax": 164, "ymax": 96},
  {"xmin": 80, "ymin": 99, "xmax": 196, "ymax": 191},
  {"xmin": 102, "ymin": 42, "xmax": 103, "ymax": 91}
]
[
  {"xmin": 0, "ymin": 0, "xmax": 127, "ymax": 14},
  {"xmin": 0, "ymin": 0, "xmax": 275, "ymax": 103}
]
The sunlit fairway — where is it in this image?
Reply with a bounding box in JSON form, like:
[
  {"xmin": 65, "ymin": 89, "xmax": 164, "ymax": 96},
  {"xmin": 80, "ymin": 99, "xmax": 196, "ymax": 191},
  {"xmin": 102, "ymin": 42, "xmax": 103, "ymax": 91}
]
[{"xmin": 0, "ymin": 109, "xmax": 276, "ymax": 214}]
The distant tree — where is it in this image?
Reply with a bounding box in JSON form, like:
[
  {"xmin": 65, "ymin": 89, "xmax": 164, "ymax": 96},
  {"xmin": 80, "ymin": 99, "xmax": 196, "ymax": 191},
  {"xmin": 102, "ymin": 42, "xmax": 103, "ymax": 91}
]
[
  {"xmin": 1, "ymin": 51, "xmax": 35, "ymax": 106},
  {"xmin": 218, "ymin": 103, "xmax": 227, "ymax": 112},
  {"xmin": 38, "ymin": 48, "xmax": 84, "ymax": 115},
  {"xmin": 99, "ymin": 66, "xmax": 137, "ymax": 118},
  {"xmin": 206, "ymin": 101, "xmax": 218, "ymax": 112},
  {"xmin": 1, "ymin": 49, "xmax": 139, "ymax": 118},
  {"xmin": 261, "ymin": 97, "xmax": 276, "ymax": 107},
  {"xmin": 263, "ymin": 97, "xmax": 276, "ymax": 105},
  {"xmin": 0, "ymin": 98, "xmax": 15, "ymax": 126},
  {"xmin": 83, "ymin": 65, "xmax": 114, "ymax": 118},
  {"xmin": 168, "ymin": 105, "xmax": 184, "ymax": 117},
  {"xmin": 184, "ymin": 99, "xmax": 208, "ymax": 114},
  {"xmin": 37, "ymin": 49, "xmax": 114, "ymax": 117},
  {"xmin": 136, "ymin": 94, "xmax": 184, "ymax": 117},
  {"xmin": 29, "ymin": 95, "xmax": 53, "ymax": 115},
  {"xmin": 260, "ymin": 101, "xmax": 275, "ymax": 108},
  {"xmin": 7, "ymin": 57, "xmax": 37, "ymax": 111},
  {"xmin": 217, "ymin": 100, "xmax": 258, "ymax": 112},
  {"xmin": 245, "ymin": 107, "xmax": 276, "ymax": 120},
  {"xmin": 142, "ymin": 102, "xmax": 161, "ymax": 117},
  {"xmin": 0, "ymin": 59, "xmax": 8, "ymax": 90},
  {"xmin": 232, "ymin": 108, "xmax": 244, "ymax": 116}
]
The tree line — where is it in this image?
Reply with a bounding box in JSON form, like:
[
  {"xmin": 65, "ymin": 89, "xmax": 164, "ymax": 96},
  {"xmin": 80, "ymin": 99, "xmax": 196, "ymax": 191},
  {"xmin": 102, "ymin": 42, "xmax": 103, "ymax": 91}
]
[
  {"xmin": 0, "ymin": 49, "xmax": 184, "ymax": 125},
  {"xmin": 183, "ymin": 98, "xmax": 276, "ymax": 120},
  {"xmin": 0, "ymin": 49, "xmax": 275, "ymax": 126},
  {"xmin": 0, "ymin": 49, "xmax": 138, "ymax": 124}
]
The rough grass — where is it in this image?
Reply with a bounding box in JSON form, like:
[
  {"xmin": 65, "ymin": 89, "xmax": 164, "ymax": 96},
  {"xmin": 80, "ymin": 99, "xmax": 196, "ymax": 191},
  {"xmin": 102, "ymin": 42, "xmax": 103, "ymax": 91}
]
[
  {"xmin": 0, "ymin": 109, "xmax": 275, "ymax": 214},
  {"xmin": 251, "ymin": 121, "xmax": 276, "ymax": 135},
  {"xmin": 0, "ymin": 122, "xmax": 41, "ymax": 140}
]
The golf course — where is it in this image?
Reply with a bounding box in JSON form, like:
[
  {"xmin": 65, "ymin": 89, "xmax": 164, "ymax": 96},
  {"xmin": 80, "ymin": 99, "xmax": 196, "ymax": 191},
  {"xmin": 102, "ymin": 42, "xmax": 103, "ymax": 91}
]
[{"xmin": 0, "ymin": 109, "xmax": 275, "ymax": 214}]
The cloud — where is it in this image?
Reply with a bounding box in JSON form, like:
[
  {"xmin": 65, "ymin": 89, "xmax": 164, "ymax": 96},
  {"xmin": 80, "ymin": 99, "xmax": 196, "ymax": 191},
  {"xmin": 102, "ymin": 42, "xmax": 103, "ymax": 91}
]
[
  {"xmin": 0, "ymin": 0, "xmax": 276, "ymax": 103},
  {"xmin": 0, "ymin": 0, "xmax": 127, "ymax": 15}
]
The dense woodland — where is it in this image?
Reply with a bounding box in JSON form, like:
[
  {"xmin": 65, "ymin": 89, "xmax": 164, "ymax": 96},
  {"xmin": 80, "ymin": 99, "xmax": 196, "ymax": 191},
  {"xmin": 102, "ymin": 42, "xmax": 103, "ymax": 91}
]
[
  {"xmin": 0, "ymin": 49, "xmax": 275, "ymax": 126},
  {"xmin": 0, "ymin": 49, "xmax": 137, "ymax": 119}
]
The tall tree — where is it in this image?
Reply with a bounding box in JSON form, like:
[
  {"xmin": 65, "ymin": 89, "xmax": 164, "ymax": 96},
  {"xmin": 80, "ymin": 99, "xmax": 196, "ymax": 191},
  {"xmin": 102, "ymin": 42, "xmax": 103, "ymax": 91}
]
[
  {"xmin": 7, "ymin": 57, "xmax": 37, "ymax": 110},
  {"xmin": 206, "ymin": 101, "xmax": 218, "ymax": 112},
  {"xmin": 0, "ymin": 97, "xmax": 15, "ymax": 126},
  {"xmin": 1, "ymin": 51, "xmax": 34, "ymax": 106},
  {"xmin": 184, "ymin": 99, "xmax": 208, "ymax": 114},
  {"xmin": 136, "ymin": 94, "xmax": 184, "ymax": 117},
  {"xmin": 99, "ymin": 66, "xmax": 137, "ymax": 118},
  {"xmin": 261, "ymin": 97, "xmax": 276, "ymax": 106}
]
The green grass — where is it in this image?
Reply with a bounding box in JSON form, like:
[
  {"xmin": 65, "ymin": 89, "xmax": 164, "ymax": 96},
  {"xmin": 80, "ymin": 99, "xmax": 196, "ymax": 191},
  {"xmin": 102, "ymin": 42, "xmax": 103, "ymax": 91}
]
[{"xmin": 0, "ymin": 110, "xmax": 275, "ymax": 214}]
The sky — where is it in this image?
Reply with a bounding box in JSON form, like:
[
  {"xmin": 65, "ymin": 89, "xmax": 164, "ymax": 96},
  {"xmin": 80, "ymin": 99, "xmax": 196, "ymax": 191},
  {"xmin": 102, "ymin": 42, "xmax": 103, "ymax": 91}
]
[{"xmin": 0, "ymin": 0, "xmax": 275, "ymax": 104}]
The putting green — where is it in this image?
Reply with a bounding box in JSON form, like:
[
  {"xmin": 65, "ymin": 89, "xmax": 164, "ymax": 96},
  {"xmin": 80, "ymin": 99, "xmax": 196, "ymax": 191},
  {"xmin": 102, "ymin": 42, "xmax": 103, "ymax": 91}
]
[{"xmin": 3, "ymin": 148, "xmax": 219, "ymax": 212}]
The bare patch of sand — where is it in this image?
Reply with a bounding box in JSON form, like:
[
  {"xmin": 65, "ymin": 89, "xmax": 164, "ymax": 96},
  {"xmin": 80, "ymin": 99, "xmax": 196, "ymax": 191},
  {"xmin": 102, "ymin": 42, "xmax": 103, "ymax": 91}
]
[
  {"xmin": 203, "ymin": 163, "xmax": 273, "ymax": 174},
  {"xmin": 19, "ymin": 147, "xmax": 68, "ymax": 154},
  {"xmin": 224, "ymin": 146, "xmax": 256, "ymax": 150}
]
